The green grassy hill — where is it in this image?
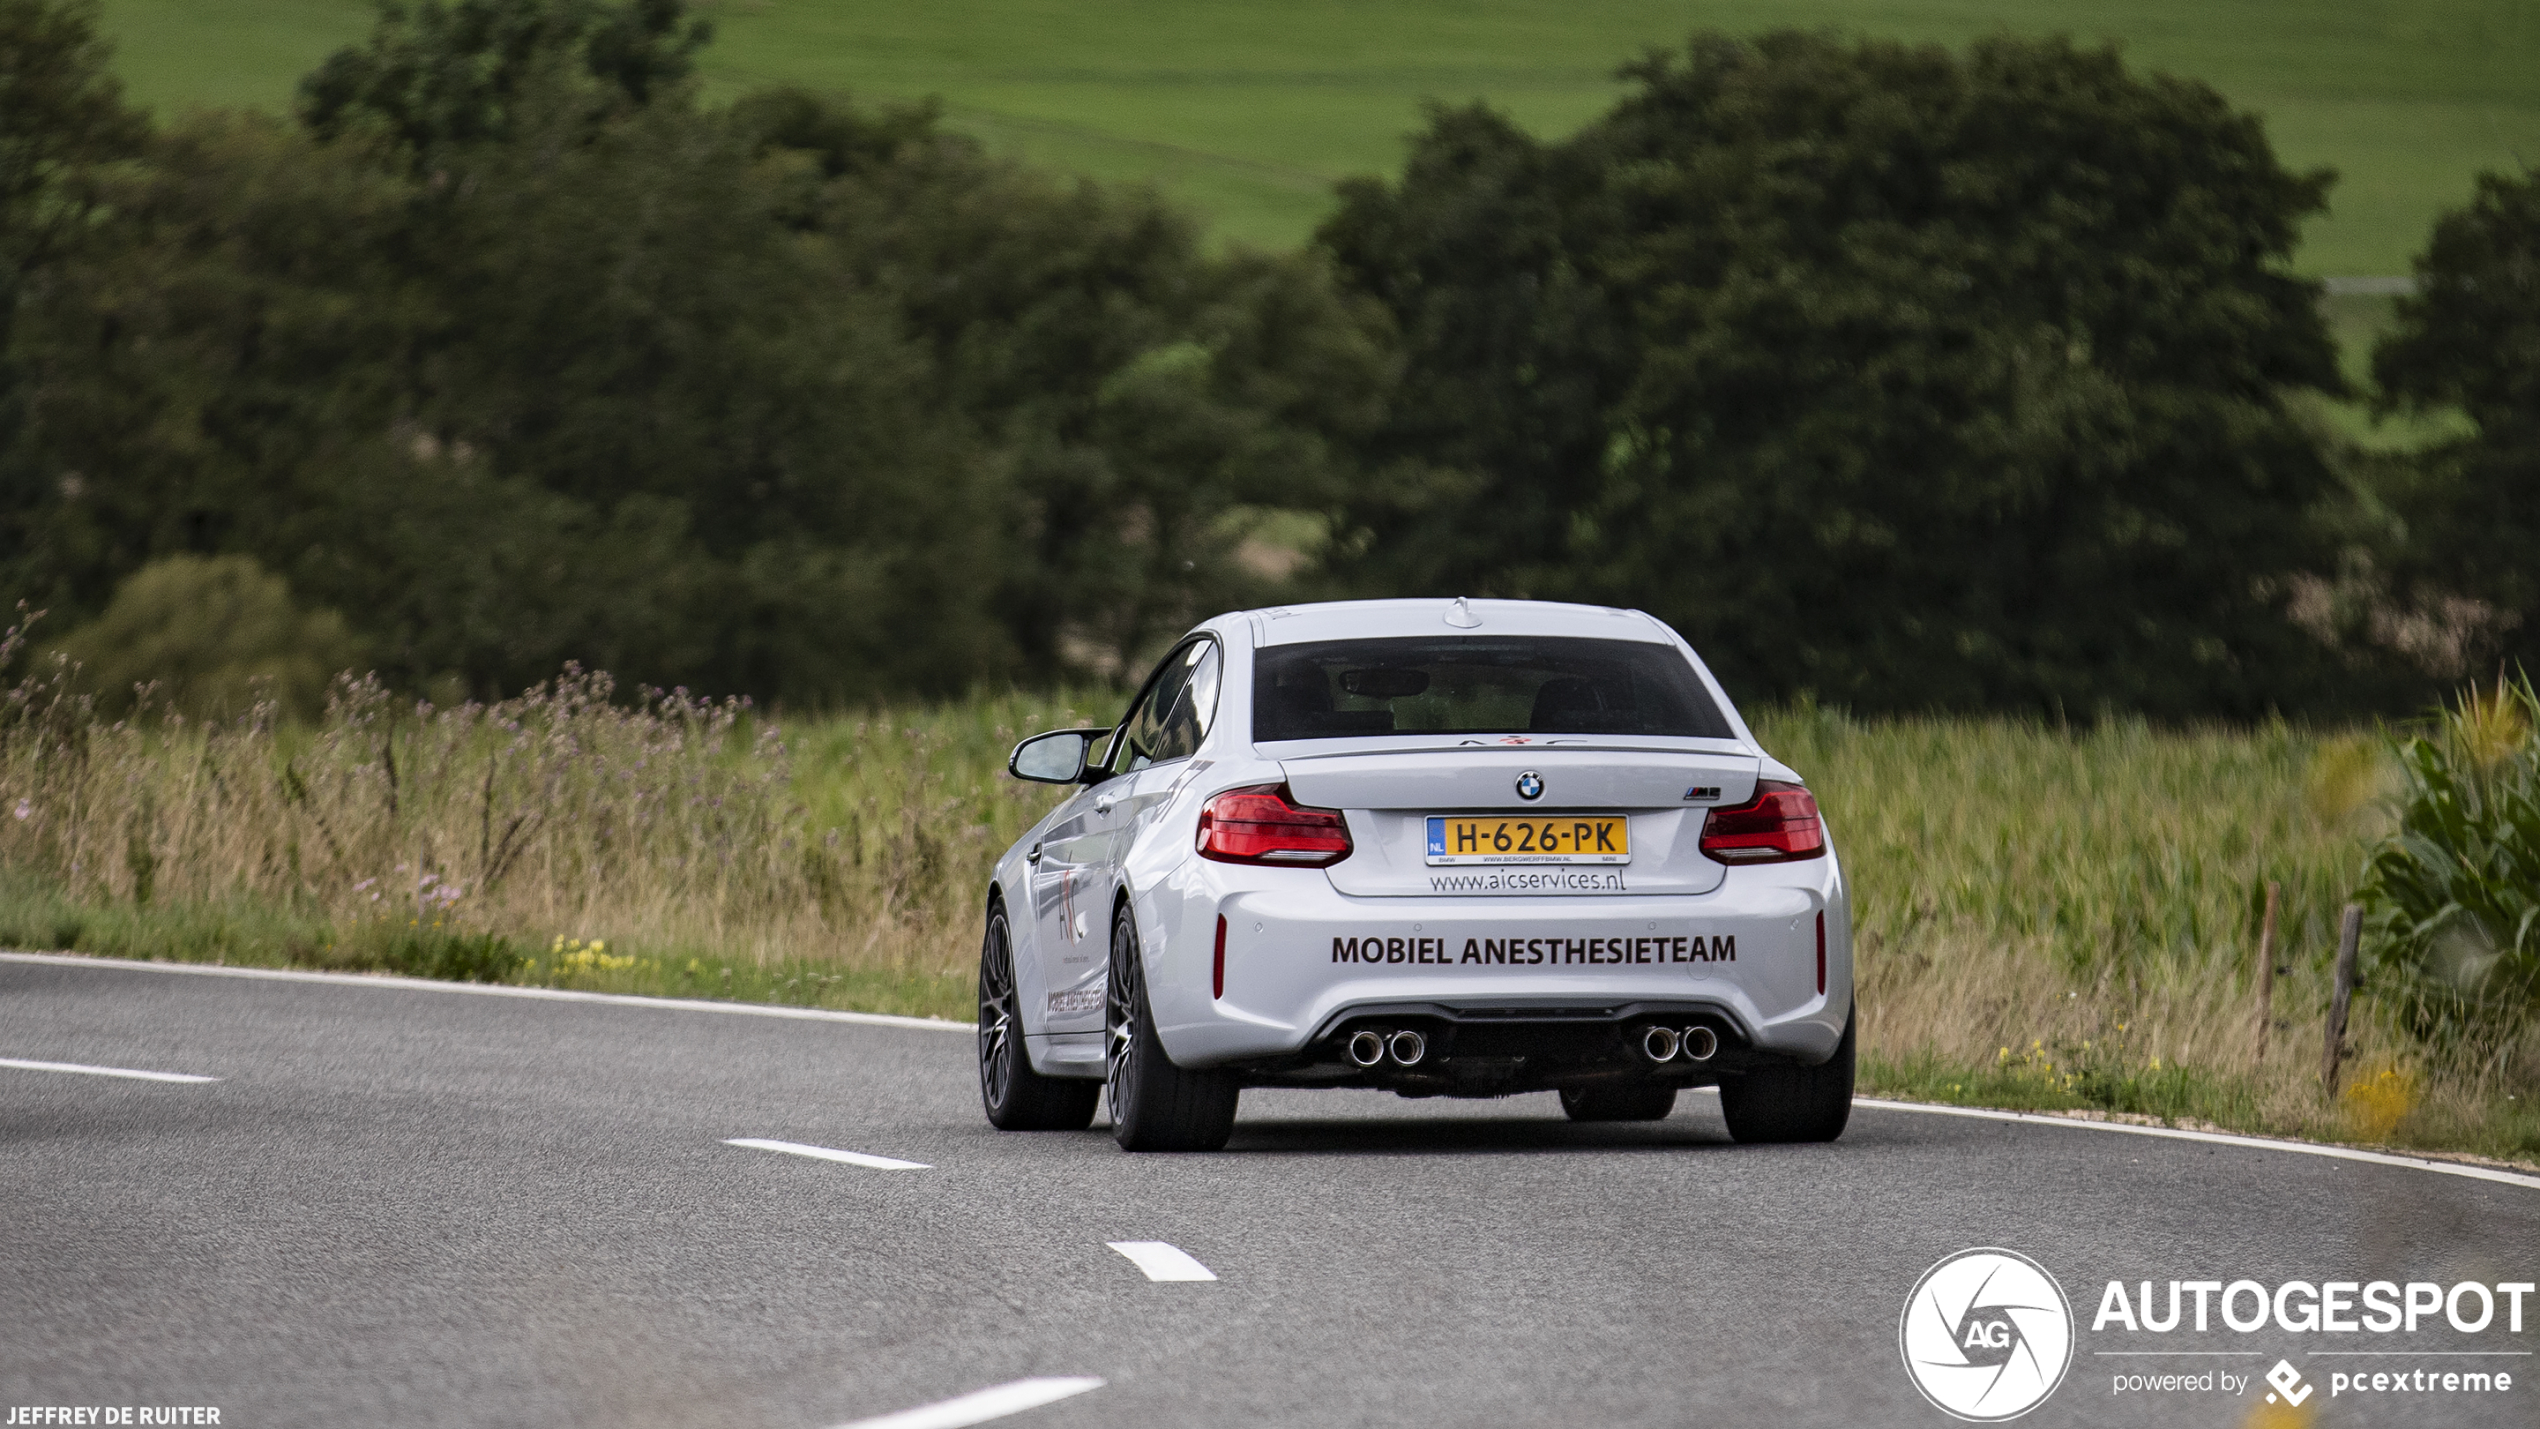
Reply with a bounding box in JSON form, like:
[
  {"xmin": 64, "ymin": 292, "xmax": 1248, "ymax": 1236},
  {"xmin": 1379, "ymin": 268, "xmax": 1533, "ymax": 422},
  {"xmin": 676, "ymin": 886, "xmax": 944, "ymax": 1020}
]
[{"xmin": 97, "ymin": 0, "xmax": 2540, "ymax": 273}]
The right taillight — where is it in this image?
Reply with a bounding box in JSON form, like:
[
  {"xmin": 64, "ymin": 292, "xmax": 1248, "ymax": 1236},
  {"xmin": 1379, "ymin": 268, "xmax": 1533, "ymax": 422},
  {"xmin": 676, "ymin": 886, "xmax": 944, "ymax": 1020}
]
[
  {"xmin": 1700, "ymin": 780, "xmax": 1826, "ymax": 864},
  {"xmin": 1197, "ymin": 783, "xmax": 1353, "ymax": 867}
]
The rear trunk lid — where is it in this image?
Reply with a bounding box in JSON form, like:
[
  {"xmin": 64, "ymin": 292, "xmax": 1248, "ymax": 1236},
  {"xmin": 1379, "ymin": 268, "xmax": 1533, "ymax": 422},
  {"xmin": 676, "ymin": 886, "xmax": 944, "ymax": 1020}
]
[{"xmin": 1279, "ymin": 744, "xmax": 1760, "ymax": 898}]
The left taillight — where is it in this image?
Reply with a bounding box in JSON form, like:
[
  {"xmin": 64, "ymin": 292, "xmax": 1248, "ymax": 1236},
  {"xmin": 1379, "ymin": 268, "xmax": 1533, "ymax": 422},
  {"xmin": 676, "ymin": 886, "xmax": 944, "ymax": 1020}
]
[
  {"xmin": 1699, "ymin": 780, "xmax": 1827, "ymax": 864},
  {"xmin": 1196, "ymin": 783, "xmax": 1353, "ymax": 867}
]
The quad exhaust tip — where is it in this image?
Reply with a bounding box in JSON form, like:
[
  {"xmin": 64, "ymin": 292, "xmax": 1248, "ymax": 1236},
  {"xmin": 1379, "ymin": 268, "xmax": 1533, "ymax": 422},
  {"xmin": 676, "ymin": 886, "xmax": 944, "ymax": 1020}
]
[
  {"xmin": 1345, "ymin": 1027, "xmax": 1430, "ymax": 1067},
  {"xmin": 1354, "ymin": 1022, "xmax": 1711, "ymax": 1069},
  {"xmin": 1641, "ymin": 1024, "xmax": 1721, "ymax": 1063}
]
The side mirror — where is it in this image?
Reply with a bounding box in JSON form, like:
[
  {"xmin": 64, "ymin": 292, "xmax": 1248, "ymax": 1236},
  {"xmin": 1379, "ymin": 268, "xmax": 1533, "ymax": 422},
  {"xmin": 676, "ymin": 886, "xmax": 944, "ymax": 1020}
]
[{"xmin": 1009, "ymin": 727, "xmax": 1109, "ymax": 784}]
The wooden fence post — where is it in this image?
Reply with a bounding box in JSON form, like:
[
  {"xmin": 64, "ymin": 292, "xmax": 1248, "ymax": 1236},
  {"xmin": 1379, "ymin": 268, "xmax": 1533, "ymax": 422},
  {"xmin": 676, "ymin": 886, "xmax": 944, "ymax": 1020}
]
[
  {"xmin": 2254, "ymin": 880, "xmax": 2281, "ymax": 1065},
  {"xmin": 2322, "ymin": 903, "xmax": 2362, "ymax": 1094}
]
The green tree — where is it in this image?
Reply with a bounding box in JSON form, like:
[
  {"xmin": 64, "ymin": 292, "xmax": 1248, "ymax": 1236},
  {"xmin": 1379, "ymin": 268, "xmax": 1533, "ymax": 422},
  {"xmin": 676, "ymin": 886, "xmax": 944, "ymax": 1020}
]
[
  {"xmin": 0, "ymin": 0, "xmax": 148, "ymax": 599},
  {"xmin": 738, "ymin": 88, "xmax": 1395, "ymax": 677},
  {"xmin": 298, "ymin": 0, "xmax": 708, "ymax": 160},
  {"xmin": 17, "ymin": 96, "xmax": 1009, "ymax": 702},
  {"xmin": 0, "ymin": 0, "xmax": 143, "ymax": 279},
  {"xmin": 2372, "ymin": 168, "xmax": 2540, "ymax": 677},
  {"xmin": 9, "ymin": 115, "xmax": 432, "ymax": 632},
  {"xmin": 8, "ymin": 0, "xmax": 1391, "ymax": 702},
  {"xmin": 1322, "ymin": 32, "xmax": 2348, "ymax": 717},
  {"xmin": 380, "ymin": 89, "xmax": 1006, "ymax": 698},
  {"xmin": 46, "ymin": 553, "xmax": 362, "ymax": 718}
]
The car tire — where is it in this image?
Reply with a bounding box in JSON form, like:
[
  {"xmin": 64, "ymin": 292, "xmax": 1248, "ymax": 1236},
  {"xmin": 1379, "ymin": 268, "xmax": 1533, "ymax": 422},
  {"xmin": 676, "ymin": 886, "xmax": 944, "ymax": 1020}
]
[
  {"xmin": 1559, "ymin": 1084, "xmax": 1678, "ymax": 1122},
  {"xmin": 1719, "ymin": 1011, "xmax": 1854, "ymax": 1144},
  {"xmin": 1106, "ymin": 904, "xmax": 1238, "ymax": 1152},
  {"xmin": 977, "ymin": 902, "xmax": 1099, "ymax": 1131}
]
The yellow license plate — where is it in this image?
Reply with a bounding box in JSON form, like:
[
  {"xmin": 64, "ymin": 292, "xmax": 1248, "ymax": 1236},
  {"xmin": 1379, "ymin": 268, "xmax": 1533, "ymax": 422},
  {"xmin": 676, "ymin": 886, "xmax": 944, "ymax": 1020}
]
[{"xmin": 1424, "ymin": 815, "xmax": 1630, "ymax": 865}]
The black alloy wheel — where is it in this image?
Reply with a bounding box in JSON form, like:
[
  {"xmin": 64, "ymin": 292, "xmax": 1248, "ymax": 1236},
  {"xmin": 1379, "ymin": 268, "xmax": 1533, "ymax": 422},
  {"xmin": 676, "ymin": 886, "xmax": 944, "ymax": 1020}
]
[
  {"xmin": 1105, "ymin": 904, "xmax": 1240, "ymax": 1151},
  {"xmin": 977, "ymin": 903, "xmax": 1099, "ymax": 1131},
  {"xmin": 1718, "ymin": 1011, "xmax": 1855, "ymax": 1144}
]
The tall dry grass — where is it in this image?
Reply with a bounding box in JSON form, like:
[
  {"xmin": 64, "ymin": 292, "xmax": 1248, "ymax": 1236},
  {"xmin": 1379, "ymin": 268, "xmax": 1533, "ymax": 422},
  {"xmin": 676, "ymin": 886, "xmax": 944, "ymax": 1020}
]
[
  {"xmin": 1757, "ymin": 705, "xmax": 2537, "ymax": 1159},
  {"xmin": 2, "ymin": 615, "xmax": 2530, "ymax": 1156},
  {"xmin": 0, "ymin": 614, "xmax": 1092, "ymax": 1011}
]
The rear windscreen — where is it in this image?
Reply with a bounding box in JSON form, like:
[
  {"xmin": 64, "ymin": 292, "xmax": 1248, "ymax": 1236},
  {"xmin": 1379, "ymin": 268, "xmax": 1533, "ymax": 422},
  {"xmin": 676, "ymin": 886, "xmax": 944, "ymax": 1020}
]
[{"xmin": 1252, "ymin": 636, "xmax": 1734, "ymax": 743}]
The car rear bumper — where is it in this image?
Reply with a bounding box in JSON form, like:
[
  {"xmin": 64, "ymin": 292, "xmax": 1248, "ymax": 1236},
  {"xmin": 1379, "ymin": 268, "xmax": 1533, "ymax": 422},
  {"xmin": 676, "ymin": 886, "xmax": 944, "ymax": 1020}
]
[{"xmin": 1143, "ymin": 855, "xmax": 1853, "ymax": 1075}]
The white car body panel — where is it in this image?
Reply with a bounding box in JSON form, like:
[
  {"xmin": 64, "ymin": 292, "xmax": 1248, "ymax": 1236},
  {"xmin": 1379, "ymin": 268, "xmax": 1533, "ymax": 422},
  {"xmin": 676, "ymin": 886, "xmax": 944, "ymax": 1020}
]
[{"xmin": 991, "ymin": 598, "xmax": 1854, "ymax": 1087}]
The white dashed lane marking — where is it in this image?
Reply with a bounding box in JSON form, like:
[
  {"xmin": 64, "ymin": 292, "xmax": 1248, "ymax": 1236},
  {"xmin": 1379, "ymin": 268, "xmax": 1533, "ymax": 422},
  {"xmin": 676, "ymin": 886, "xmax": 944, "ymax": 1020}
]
[
  {"xmin": 725, "ymin": 1137, "xmax": 930, "ymax": 1170},
  {"xmin": 828, "ymin": 1376, "xmax": 1105, "ymax": 1429},
  {"xmin": 0, "ymin": 1057, "xmax": 218, "ymax": 1084},
  {"xmin": 1107, "ymin": 1241, "xmax": 1217, "ymax": 1281}
]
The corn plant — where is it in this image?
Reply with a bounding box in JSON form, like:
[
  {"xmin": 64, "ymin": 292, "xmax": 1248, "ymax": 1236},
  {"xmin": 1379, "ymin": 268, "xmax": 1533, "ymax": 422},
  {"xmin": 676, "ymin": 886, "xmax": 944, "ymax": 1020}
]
[{"xmin": 2358, "ymin": 675, "xmax": 2540, "ymax": 1052}]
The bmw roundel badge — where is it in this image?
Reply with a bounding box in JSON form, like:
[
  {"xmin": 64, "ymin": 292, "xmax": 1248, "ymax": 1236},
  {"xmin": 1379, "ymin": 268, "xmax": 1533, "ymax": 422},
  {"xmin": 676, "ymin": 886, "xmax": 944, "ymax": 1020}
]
[{"xmin": 1514, "ymin": 770, "xmax": 1545, "ymax": 801}]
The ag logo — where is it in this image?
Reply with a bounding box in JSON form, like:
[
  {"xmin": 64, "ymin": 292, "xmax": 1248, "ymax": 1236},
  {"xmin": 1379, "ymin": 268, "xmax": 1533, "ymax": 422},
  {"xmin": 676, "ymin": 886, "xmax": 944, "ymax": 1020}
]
[
  {"xmin": 1514, "ymin": 770, "xmax": 1545, "ymax": 801},
  {"xmin": 1899, "ymin": 1248, "xmax": 2074, "ymax": 1421}
]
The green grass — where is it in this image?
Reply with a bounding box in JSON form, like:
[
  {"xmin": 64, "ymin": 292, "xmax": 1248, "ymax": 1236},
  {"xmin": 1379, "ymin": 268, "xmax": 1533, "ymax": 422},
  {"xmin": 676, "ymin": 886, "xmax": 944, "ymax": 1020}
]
[
  {"xmin": 7, "ymin": 678, "xmax": 2533, "ymax": 1161},
  {"xmin": 1751, "ymin": 707, "xmax": 2368, "ymax": 983},
  {"xmin": 0, "ymin": 866, "xmax": 980, "ymax": 1018},
  {"xmin": 1864, "ymin": 1045, "xmax": 2540, "ymax": 1164},
  {"xmin": 94, "ymin": 0, "xmax": 2540, "ymax": 273},
  {"xmin": 0, "ymin": 673, "xmax": 1103, "ymax": 1023},
  {"xmin": 1754, "ymin": 703, "xmax": 2540, "ymax": 1164},
  {"xmin": 1866, "ymin": 1044, "xmax": 2236, "ymax": 1123},
  {"xmin": 2313, "ymin": 293, "xmax": 2477, "ymax": 451}
]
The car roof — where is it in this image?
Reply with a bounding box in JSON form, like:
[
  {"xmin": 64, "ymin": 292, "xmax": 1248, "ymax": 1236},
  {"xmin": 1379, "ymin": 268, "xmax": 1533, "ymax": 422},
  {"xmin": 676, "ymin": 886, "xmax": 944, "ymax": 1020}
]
[{"xmin": 1235, "ymin": 598, "xmax": 1676, "ymax": 648}]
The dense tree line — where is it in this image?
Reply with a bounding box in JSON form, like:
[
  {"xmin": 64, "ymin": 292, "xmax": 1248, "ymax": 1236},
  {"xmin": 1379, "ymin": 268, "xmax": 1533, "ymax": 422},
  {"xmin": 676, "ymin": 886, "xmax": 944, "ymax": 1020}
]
[
  {"xmin": 1316, "ymin": 33, "xmax": 2359, "ymax": 717},
  {"xmin": 1, "ymin": 0, "xmax": 2530, "ymax": 716},
  {"xmin": 0, "ymin": 0, "xmax": 1388, "ymax": 705},
  {"xmin": 2369, "ymin": 168, "xmax": 2540, "ymax": 684}
]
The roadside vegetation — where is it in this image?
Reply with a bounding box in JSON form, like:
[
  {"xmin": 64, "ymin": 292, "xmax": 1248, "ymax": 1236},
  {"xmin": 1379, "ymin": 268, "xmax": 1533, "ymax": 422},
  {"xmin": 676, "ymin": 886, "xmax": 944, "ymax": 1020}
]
[
  {"xmin": 0, "ymin": 609, "xmax": 1088, "ymax": 1020},
  {"xmin": 1798, "ymin": 694, "xmax": 2540, "ymax": 1167},
  {"xmin": 6, "ymin": 605, "xmax": 2535, "ymax": 1163}
]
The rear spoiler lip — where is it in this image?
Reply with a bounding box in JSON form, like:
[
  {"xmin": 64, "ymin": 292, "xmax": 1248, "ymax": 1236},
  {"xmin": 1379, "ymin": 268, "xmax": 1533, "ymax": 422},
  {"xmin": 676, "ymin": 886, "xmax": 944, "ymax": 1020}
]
[{"xmin": 1258, "ymin": 734, "xmax": 1758, "ymax": 759}]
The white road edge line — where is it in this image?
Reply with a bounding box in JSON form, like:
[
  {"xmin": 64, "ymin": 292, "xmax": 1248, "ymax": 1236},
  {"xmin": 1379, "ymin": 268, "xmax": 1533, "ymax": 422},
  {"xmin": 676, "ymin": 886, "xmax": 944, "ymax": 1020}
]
[
  {"xmin": 0, "ymin": 950, "xmax": 968, "ymax": 1034},
  {"xmin": 0, "ymin": 1056, "xmax": 217, "ymax": 1084},
  {"xmin": 1107, "ymin": 1241, "xmax": 1217, "ymax": 1281},
  {"xmin": 1853, "ymin": 1097, "xmax": 2540, "ymax": 1192},
  {"xmin": 828, "ymin": 1377, "xmax": 1104, "ymax": 1429},
  {"xmin": 725, "ymin": 1137, "xmax": 929, "ymax": 1171}
]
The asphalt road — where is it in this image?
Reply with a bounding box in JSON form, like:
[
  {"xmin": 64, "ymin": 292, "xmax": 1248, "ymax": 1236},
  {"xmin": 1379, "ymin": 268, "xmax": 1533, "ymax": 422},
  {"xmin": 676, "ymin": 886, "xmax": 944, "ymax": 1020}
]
[{"xmin": 4, "ymin": 954, "xmax": 2536, "ymax": 1429}]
